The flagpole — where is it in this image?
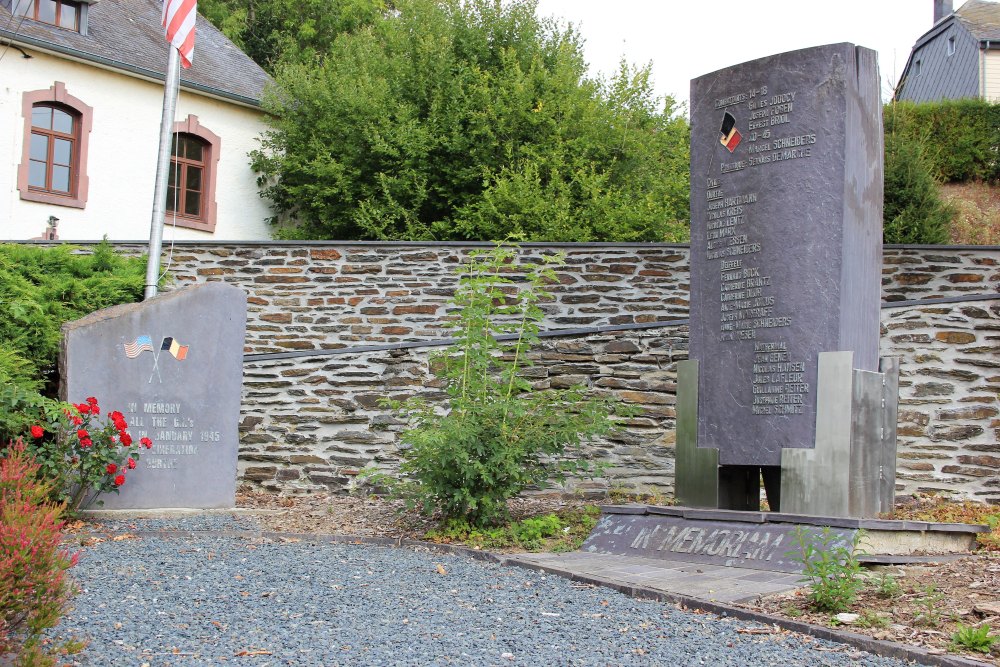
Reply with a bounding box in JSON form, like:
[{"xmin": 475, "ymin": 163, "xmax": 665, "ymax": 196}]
[{"xmin": 144, "ymin": 46, "xmax": 181, "ymax": 300}]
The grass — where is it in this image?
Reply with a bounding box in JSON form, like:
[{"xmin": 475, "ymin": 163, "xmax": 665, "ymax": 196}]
[
  {"xmin": 940, "ymin": 182, "xmax": 1000, "ymax": 245},
  {"xmin": 422, "ymin": 505, "xmax": 602, "ymax": 552}
]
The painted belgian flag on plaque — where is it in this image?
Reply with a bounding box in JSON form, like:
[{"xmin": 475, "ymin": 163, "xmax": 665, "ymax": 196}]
[
  {"xmin": 719, "ymin": 111, "xmax": 742, "ymax": 152},
  {"xmin": 160, "ymin": 336, "xmax": 189, "ymax": 361}
]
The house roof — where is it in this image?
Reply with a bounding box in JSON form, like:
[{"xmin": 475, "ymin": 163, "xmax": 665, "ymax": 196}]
[
  {"xmin": 894, "ymin": 0, "xmax": 1000, "ymax": 98},
  {"xmin": 954, "ymin": 0, "xmax": 1000, "ymax": 40},
  {"xmin": 0, "ymin": 0, "xmax": 270, "ymax": 106}
]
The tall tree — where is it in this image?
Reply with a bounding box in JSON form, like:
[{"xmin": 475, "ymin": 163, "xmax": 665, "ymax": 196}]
[
  {"xmin": 249, "ymin": 0, "xmax": 690, "ymax": 242},
  {"xmin": 198, "ymin": 0, "xmax": 386, "ymax": 72}
]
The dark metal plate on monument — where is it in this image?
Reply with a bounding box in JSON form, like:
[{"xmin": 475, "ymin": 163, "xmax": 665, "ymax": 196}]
[
  {"xmin": 688, "ymin": 43, "xmax": 883, "ymax": 466},
  {"xmin": 582, "ymin": 514, "xmax": 855, "ymax": 574}
]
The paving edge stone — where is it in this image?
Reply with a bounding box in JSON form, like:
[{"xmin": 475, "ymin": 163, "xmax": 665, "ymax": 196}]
[
  {"xmin": 77, "ymin": 526, "xmax": 992, "ymax": 667},
  {"xmin": 501, "ymin": 556, "xmax": 994, "ymax": 667}
]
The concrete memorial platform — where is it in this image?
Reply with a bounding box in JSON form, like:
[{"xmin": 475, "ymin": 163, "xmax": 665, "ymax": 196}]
[
  {"xmin": 679, "ymin": 43, "xmax": 898, "ymax": 516},
  {"xmin": 60, "ymin": 283, "xmax": 246, "ymax": 509},
  {"xmin": 584, "ymin": 506, "xmax": 986, "ymax": 570}
]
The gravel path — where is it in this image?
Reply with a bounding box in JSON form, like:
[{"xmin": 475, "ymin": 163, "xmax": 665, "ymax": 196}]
[{"xmin": 51, "ymin": 517, "xmax": 915, "ymax": 666}]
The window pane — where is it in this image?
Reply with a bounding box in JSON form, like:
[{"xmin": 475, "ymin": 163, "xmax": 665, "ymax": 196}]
[
  {"xmin": 186, "ymin": 166, "xmax": 202, "ymax": 191},
  {"xmin": 37, "ymin": 0, "xmax": 55, "ymax": 23},
  {"xmin": 52, "ymin": 165, "xmax": 70, "ymax": 192},
  {"xmin": 29, "ymin": 133, "xmax": 49, "ymax": 162},
  {"xmin": 32, "ymin": 106, "xmax": 52, "ymax": 130},
  {"xmin": 166, "ymin": 186, "xmax": 178, "ymax": 212},
  {"xmin": 185, "ymin": 191, "xmax": 201, "ymax": 217},
  {"xmin": 29, "ymin": 160, "xmax": 47, "ymax": 188},
  {"xmin": 170, "ymin": 136, "xmax": 179, "ymax": 156},
  {"xmin": 52, "ymin": 108, "xmax": 73, "ymax": 134},
  {"xmin": 59, "ymin": 2, "xmax": 77, "ymax": 29},
  {"xmin": 53, "ymin": 138, "xmax": 71, "ymax": 166},
  {"xmin": 185, "ymin": 137, "xmax": 204, "ymax": 161}
]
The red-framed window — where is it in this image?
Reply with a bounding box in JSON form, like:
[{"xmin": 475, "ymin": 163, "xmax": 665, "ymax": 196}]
[
  {"xmin": 27, "ymin": 104, "xmax": 78, "ymax": 196},
  {"xmin": 165, "ymin": 116, "xmax": 221, "ymax": 233},
  {"xmin": 167, "ymin": 134, "xmax": 208, "ymax": 220},
  {"xmin": 18, "ymin": 83, "xmax": 92, "ymax": 209}
]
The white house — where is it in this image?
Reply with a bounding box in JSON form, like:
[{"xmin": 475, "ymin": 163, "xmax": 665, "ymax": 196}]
[{"xmin": 0, "ymin": 0, "xmax": 273, "ymax": 240}]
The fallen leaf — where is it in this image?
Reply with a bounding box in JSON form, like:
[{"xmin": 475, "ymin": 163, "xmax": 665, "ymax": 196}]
[
  {"xmin": 436, "ymin": 564, "xmax": 447, "ymax": 575},
  {"xmin": 112, "ymin": 534, "xmax": 139, "ymax": 542}
]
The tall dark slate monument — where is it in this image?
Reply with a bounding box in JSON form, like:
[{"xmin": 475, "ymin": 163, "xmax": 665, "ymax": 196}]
[
  {"xmin": 61, "ymin": 283, "xmax": 246, "ymax": 509},
  {"xmin": 676, "ymin": 44, "xmax": 898, "ymax": 517}
]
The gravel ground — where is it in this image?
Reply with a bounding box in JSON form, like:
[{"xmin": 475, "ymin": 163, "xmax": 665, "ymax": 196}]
[{"xmin": 51, "ymin": 517, "xmax": 917, "ymax": 667}]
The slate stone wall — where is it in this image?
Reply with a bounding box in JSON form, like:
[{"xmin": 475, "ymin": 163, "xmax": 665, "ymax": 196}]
[{"xmin": 102, "ymin": 242, "xmax": 1000, "ymax": 502}]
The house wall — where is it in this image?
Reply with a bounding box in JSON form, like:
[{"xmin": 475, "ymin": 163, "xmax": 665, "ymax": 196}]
[
  {"xmin": 96, "ymin": 241, "xmax": 999, "ymax": 504},
  {"xmin": 0, "ymin": 49, "xmax": 271, "ymax": 241},
  {"xmin": 897, "ymin": 22, "xmax": 981, "ymax": 102},
  {"xmin": 983, "ymin": 49, "xmax": 1000, "ymax": 101}
]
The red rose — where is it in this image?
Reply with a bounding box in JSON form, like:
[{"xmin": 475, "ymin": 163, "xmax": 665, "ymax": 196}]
[
  {"xmin": 106, "ymin": 463, "xmax": 117, "ymax": 474},
  {"xmin": 120, "ymin": 432, "xmax": 133, "ymax": 447},
  {"xmin": 30, "ymin": 425, "xmax": 44, "ymax": 439},
  {"xmin": 86, "ymin": 396, "xmax": 98, "ymax": 406},
  {"xmin": 114, "ymin": 474, "xmax": 125, "ymax": 486},
  {"xmin": 71, "ymin": 416, "xmax": 83, "ymax": 426},
  {"xmin": 77, "ymin": 429, "xmax": 89, "ymax": 440},
  {"xmin": 76, "ymin": 403, "xmax": 91, "ymax": 414},
  {"xmin": 127, "ymin": 457, "xmax": 137, "ymax": 470},
  {"xmin": 141, "ymin": 437, "xmax": 153, "ymax": 449},
  {"xmin": 79, "ymin": 438, "xmax": 92, "ymax": 448}
]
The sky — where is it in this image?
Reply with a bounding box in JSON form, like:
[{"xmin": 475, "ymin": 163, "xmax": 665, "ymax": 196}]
[{"xmin": 533, "ymin": 0, "xmax": 939, "ymax": 110}]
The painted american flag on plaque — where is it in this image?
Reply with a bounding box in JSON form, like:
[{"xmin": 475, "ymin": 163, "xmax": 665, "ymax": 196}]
[{"xmin": 123, "ymin": 335, "xmax": 154, "ymax": 359}]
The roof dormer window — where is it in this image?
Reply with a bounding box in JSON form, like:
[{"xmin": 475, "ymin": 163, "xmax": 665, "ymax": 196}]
[
  {"xmin": 7, "ymin": 0, "xmax": 84, "ymax": 31},
  {"xmin": 32, "ymin": 0, "xmax": 80, "ymax": 30}
]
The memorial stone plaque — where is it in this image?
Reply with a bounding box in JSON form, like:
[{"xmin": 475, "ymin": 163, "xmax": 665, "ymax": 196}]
[
  {"xmin": 60, "ymin": 283, "xmax": 246, "ymax": 509},
  {"xmin": 689, "ymin": 43, "xmax": 883, "ymax": 467}
]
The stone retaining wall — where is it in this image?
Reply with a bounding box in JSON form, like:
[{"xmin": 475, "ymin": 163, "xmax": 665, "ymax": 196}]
[{"xmin": 97, "ymin": 242, "xmax": 1000, "ymax": 502}]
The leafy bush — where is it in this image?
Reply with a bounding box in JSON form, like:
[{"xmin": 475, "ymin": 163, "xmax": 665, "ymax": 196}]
[
  {"xmin": 884, "ymin": 99, "xmax": 1000, "ymax": 183},
  {"xmin": 0, "ymin": 440, "xmax": 79, "ymax": 665},
  {"xmin": 883, "ymin": 132, "xmax": 953, "ymax": 244},
  {"xmin": 384, "ymin": 243, "xmax": 621, "ymax": 527},
  {"xmin": 251, "ymin": 0, "xmax": 690, "ymax": 242},
  {"xmin": 788, "ymin": 527, "xmax": 865, "ymax": 613},
  {"xmin": 0, "ymin": 241, "xmax": 147, "ymax": 396}
]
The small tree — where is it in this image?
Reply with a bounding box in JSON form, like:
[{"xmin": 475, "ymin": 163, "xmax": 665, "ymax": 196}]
[
  {"xmin": 883, "ymin": 132, "xmax": 953, "ymax": 244},
  {"xmin": 383, "ymin": 242, "xmax": 619, "ymax": 527}
]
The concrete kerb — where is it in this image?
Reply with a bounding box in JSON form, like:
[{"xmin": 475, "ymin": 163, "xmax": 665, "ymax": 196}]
[{"xmin": 72, "ymin": 522, "xmax": 993, "ymax": 667}]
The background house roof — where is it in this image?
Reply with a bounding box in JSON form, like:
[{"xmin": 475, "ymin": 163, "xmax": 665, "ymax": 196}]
[
  {"xmin": 955, "ymin": 0, "xmax": 1000, "ymax": 40},
  {"xmin": 0, "ymin": 0, "xmax": 270, "ymax": 106}
]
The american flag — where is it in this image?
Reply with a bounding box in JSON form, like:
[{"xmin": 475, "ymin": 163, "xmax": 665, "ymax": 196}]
[
  {"xmin": 123, "ymin": 335, "xmax": 154, "ymax": 359},
  {"xmin": 162, "ymin": 0, "xmax": 197, "ymax": 69}
]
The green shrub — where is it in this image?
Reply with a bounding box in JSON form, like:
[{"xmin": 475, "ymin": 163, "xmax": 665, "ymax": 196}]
[
  {"xmin": 0, "ymin": 440, "xmax": 79, "ymax": 665},
  {"xmin": 0, "ymin": 240, "xmax": 147, "ymax": 396},
  {"xmin": 788, "ymin": 526, "xmax": 865, "ymax": 613},
  {"xmin": 884, "ymin": 99, "xmax": 1000, "ymax": 183},
  {"xmin": 883, "ymin": 132, "xmax": 953, "ymax": 244},
  {"xmin": 384, "ymin": 242, "xmax": 621, "ymax": 527}
]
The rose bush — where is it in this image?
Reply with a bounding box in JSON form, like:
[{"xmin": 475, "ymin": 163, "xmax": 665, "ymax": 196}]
[{"xmin": 29, "ymin": 396, "xmax": 152, "ymax": 510}]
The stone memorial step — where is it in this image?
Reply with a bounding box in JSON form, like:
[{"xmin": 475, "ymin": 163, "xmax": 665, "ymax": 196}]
[{"xmin": 582, "ymin": 505, "xmax": 987, "ymax": 573}]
